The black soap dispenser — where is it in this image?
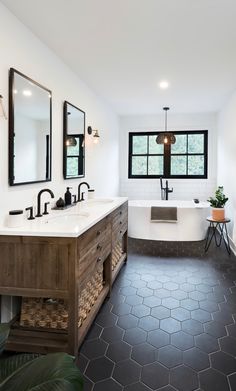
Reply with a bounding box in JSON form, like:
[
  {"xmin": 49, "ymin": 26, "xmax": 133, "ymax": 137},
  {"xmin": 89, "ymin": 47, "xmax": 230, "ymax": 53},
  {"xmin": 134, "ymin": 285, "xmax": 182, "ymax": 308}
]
[{"xmin": 65, "ymin": 187, "xmax": 72, "ymax": 206}]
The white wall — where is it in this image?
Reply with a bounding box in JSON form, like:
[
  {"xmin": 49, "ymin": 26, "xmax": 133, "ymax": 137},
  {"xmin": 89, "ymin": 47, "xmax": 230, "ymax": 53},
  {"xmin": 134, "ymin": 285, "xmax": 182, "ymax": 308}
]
[
  {"xmin": 0, "ymin": 3, "xmax": 119, "ymax": 223},
  {"xmin": 119, "ymin": 113, "xmax": 217, "ymax": 201},
  {"xmin": 217, "ymin": 90, "xmax": 236, "ymax": 247}
]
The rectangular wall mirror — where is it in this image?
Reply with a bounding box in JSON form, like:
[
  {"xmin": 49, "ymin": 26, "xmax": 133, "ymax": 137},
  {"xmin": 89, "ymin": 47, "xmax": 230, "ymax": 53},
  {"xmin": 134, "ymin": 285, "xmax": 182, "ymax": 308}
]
[
  {"xmin": 9, "ymin": 68, "xmax": 52, "ymax": 186},
  {"xmin": 63, "ymin": 101, "xmax": 85, "ymax": 179}
]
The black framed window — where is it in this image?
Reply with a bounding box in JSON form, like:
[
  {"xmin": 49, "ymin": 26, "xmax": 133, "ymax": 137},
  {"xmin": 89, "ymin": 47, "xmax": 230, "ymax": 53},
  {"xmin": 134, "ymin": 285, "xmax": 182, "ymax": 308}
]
[
  {"xmin": 66, "ymin": 135, "xmax": 84, "ymax": 178},
  {"xmin": 128, "ymin": 130, "xmax": 208, "ymax": 179}
]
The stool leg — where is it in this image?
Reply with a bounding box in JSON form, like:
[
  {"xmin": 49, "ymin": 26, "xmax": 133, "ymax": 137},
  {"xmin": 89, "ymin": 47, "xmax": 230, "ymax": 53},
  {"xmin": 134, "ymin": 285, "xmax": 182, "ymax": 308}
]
[
  {"xmin": 205, "ymin": 222, "xmax": 215, "ymax": 252},
  {"xmin": 223, "ymin": 223, "xmax": 231, "ymax": 255},
  {"xmin": 215, "ymin": 222, "xmax": 224, "ymax": 247}
]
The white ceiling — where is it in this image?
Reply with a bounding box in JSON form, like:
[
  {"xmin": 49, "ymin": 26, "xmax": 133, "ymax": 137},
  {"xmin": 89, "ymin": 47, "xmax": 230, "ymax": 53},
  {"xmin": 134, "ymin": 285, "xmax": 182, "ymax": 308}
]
[{"xmin": 2, "ymin": 0, "xmax": 236, "ymax": 115}]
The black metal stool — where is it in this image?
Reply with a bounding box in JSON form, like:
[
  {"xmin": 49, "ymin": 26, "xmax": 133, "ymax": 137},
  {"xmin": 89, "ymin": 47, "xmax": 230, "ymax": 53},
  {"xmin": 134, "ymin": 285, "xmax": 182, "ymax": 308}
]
[{"xmin": 205, "ymin": 217, "xmax": 231, "ymax": 255}]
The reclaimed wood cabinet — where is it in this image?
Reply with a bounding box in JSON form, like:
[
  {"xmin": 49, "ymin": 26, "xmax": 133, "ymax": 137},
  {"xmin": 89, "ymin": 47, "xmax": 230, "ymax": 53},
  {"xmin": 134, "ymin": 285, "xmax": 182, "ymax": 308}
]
[{"xmin": 0, "ymin": 201, "xmax": 128, "ymax": 355}]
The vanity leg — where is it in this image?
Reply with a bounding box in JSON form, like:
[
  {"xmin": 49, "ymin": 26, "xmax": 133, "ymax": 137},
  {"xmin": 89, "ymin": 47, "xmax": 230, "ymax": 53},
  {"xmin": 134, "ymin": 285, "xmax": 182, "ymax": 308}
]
[{"xmin": 68, "ymin": 242, "xmax": 79, "ymax": 356}]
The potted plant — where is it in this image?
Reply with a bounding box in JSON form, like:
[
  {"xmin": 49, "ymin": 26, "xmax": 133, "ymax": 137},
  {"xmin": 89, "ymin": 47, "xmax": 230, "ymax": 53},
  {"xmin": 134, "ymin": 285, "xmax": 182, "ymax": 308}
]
[
  {"xmin": 0, "ymin": 323, "xmax": 84, "ymax": 390},
  {"xmin": 208, "ymin": 186, "xmax": 228, "ymax": 221}
]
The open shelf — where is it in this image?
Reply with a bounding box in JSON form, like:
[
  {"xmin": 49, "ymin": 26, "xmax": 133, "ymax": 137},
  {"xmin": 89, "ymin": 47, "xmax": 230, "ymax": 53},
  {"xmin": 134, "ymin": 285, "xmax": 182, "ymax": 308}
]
[{"xmin": 112, "ymin": 253, "xmax": 127, "ymax": 284}]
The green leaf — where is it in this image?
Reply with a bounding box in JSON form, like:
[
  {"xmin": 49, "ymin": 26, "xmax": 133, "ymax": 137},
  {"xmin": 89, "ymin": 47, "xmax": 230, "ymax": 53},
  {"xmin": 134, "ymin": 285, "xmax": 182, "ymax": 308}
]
[
  {"xmin": 0, "ymin": 324, "xmax": 10, "ymax": 355},
  {"xmin": 0, "ymin": 353, "xmax": 83, "ymax": 391},
  {"xmin": 0, "ymin": 353, "xmax": 39, "ymax": 383}
]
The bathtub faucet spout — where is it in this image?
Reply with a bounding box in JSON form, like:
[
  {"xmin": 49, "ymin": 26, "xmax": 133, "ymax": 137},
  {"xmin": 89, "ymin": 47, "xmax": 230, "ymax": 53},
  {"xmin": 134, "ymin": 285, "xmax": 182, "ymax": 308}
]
[{"xmin": 160, "ymin": 177, "xmax": 173, "ymax": 200}]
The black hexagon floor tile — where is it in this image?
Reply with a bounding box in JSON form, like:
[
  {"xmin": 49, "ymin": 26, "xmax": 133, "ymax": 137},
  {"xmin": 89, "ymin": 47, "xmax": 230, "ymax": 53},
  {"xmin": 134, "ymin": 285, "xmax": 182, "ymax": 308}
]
[
  {"xmin": 138, "ymin": 315, "xmax": 160, "ymax": 331},
  {"xmin": 158, "ymin": 345, "xmax": 182, "ymax": 368},
  {"xmin": 183, "ymin": 347, "xmax": 210, "ymax": 371},
  {"xmin": 204, "ymin": 321, "xmax": 227, "ymax": 338},
  {"xmin": 131, "ymin": 342, "xmax": 156, "ymax": 365},
  {"xmin": 143, "ymin": 295, "xmax": 161, "ymax": 307},
  {"xmin": 160, "ymin": 318, "xmax": 181, "ymax": 334},
  {"xmin": 93, "ymin": 378, "xmax": 123, "ymax": 391},
  {"xmin": 141, "ymin": 362, "xmax": 169, "ymax": 390},
  {"xmin": 101, "ymin": 325, "xmax": 124, "ymax": 343},
  {"xmin": 117, "ymin": 313, "xmax": 139, "ymax": 329},
  {"xmin": 113, "ymin": 359, "xmax": 141, "ymax": 386},
  {"xmin": 125, "ymin": 294, "xmax": 143, "ymax": 306},
  {"xmin": 210, "ymin": 350, "xmax": 236, "ymax": 375},
  {"xmin": 85, "ymin": 356, "xmax": 114, "ymax": 383},
  {"xmin": 226, "ymin": 323, "xmax": 236, "ymax": 337},
  {"xmin": 171, "ymin": 307, "xmax": 191, "ymax": 321},
  {"xmin": 182, "ymin": 319, "xmax": 204, "ymax": 336},
  {"xmin": 191, "ymin": 308, "xmax": 212, "ymax": 323},
  {"xmin": 124, "ymin": 327, "xmax": 147, "ymax": 345},
  {"xmin": 170, "ymin": 365, "xmax": 199, "ymax": 391},
  {"xmin": 181, "ymin": 298, "xmax": 199, "ymax": 311},
  {"xmin": 199, "ymin": 368, "xmax": 230, "ymax": 391},
  {"xmin": 80, "ymin": 338, "xmax": 108, "ymax": 359},
  {"xmin": 131, "ymin": 304, "xmax": 151, "ymax": 318},
  {"xmin": 195, "ymin": 333, "xmax": 219, "ymax": 353},
  {"xmin": 171, "ymin": 289, "xmax": 188, "ymax": 300},
  {"xmin": 154, "ymin": 288, "xmax": 171, "ymax": 299},
  {"xmin": 151, "ymin": 305, "xmax": 171, "ymax": 319},
  {"xmin": 219, "ymin": 336, "xmax": 236, "ymax": 356},
  {"xmin": 112, "ymin": 303, "xmax": 132, "ymax": 316},
  {"xmin": 147, "ymin": 329, "xmax": 170, "ymax": 348},
  {"xmin": 96, "ymin": 311, "xmax": 118, "ymax": 327},
  {"xmin": 171, "ymin": 331, "xmax": 194, "ymax": 350},
  {"xmin": 85, "ymin": 323, "xmax": 103, "ymax": 341},
  {"xmin": 124, "ymin": 382, "xmax": 151, "ymax": 391},
  {"xmin": 106, "ymin": 340, "xmax": 132, "ymax": 362},
  {"xmin": 162, "ymin": 297, "xmax": 179, "ymax": 309}
]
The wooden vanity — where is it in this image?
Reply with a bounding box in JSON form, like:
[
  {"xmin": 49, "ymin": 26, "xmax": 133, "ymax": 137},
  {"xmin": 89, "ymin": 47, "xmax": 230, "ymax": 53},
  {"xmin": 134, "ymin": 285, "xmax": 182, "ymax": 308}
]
[{"xmin": 0, "ymin": 200, "xmax": 128, "ymax": 355}]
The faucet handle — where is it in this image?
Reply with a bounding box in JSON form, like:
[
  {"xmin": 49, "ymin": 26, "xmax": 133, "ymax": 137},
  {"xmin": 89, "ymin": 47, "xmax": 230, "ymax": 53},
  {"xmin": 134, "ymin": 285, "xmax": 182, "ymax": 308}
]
[
  {"xmin": 81, "ymin": 192, "xmax": 85, "ymax": 201},
  {"xmin": 25, "ymin": 206, "xmax": 35, "ymax": 220},
  {"xmin": 72, "ymin": 194, "xmax": 77, "ymax": 204},
  {"xmin": 43, "ymin": 202, "xmax": 50, "ymax": 215}
]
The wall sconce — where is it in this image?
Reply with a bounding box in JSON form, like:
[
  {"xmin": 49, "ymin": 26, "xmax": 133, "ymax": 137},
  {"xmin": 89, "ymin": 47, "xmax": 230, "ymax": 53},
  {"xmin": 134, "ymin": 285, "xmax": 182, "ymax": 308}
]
[
  {"xmin": 87, "ymin": 126, "xmax": 100, "ymax": 144},
  {"xmin": 0, "ymin": 95, "xmax": 7, "ymax": 119}
]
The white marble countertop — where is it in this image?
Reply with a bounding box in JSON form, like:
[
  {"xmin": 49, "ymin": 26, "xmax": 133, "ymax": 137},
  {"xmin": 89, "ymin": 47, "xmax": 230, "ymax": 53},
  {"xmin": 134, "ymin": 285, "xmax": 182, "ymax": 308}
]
[{"xmin": 0, "ymin": 197, "xmax": 128, "ymax": 238}]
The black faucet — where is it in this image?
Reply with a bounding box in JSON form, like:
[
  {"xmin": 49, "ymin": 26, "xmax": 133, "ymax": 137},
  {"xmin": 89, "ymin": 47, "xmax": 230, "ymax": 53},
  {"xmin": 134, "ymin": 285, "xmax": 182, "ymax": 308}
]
[
  {"xmin": 36, "ymin": 188, "xmax": 55, "ymax": 217},
  {"xmin": 160, "ymin": 177, "xmax": 173, "ymax": 200},
  {"xmin": 78, "ymin": 182, "xmax": 90, "ymax": 202}
]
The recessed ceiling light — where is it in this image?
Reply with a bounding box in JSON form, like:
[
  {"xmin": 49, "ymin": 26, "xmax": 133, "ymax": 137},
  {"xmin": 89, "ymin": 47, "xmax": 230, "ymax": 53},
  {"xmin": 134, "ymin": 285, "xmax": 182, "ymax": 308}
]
[
  {"xmin": 23, "ymin": 90, "xmax": 32, "ymax": 96},
  {"xmin": 159, "ymin": 81, "xmax": 169, "ymax": 89}
]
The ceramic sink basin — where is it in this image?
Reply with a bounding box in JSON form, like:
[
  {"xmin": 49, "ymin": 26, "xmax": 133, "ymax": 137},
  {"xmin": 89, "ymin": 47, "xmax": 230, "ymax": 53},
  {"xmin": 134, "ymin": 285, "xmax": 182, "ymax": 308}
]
[
  {"xmin": 44, "ymin": 212, "xmax": 89, "ymax": 225},
  {"xmin": 85, "ymin": 198, "xmax": 114, "ymax": 206}
]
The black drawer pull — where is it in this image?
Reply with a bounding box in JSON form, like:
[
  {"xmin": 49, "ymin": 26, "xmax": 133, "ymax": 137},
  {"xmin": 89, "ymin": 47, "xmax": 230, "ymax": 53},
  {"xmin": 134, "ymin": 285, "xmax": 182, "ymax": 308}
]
[
  {"xmin": 120, "ymin": 230, "xmax": 123, "ymax": 234},
  {"xmin": 119, "ymin": 211, "xmax": 122, "ymax": 215},
  {"xmin": 97, "ymin": 244, "xmax": 102, "ymax": 251},
  {"xmin": 97, "ymin": 230, "xmax": 101, "ymax": 236},
  {"xmin": 119, "ymin": 221, "xmax": 123, "ymax": 225},
  {"xmin": 97, "ymin": 257, "xmax": 102, "ymax": 263}
]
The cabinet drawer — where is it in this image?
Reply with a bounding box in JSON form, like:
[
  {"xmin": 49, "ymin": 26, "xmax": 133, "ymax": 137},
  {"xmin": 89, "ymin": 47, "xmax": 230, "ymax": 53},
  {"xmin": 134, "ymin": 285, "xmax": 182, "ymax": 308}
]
[
  {"xmin": 112, "ymin": 220, "xmax": 128, "ymax": 245},
  {"xmin": 111, "ymin": 202, "xmax": 128, "ymax": 223},
  {"xmin": 78, "ymin": 216, "xmax": 110, "ymax": 258},
  {"xmin": 78, "ymin": 231, "xmax": 111, "ymax": 279}
]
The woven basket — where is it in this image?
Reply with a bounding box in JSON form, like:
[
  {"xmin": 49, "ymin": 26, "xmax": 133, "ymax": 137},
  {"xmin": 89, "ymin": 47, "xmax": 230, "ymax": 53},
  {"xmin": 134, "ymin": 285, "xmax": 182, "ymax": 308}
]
[{"xmin": 112, "ymin": 241, "xmax": 123, "ymax": 271}]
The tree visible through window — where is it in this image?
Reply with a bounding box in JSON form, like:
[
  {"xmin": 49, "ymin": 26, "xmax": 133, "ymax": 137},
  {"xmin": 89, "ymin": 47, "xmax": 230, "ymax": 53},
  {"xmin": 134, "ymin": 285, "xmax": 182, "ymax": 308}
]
[{"xmin": 128, "ymin": 131, "xmax": 208, "ymax": 178}]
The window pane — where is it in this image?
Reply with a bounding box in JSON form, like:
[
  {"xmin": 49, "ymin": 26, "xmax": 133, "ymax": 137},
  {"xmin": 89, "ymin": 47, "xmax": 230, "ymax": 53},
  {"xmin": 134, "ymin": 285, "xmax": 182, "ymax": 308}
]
[
  {"xmin": 148, "ymin": 156, "xmax": 163, "ymax": 175},
  {"xmin": 132, "ymin": 156, "xmax": 147, "ymax": 175},
  {"xmin": 149, "ymin": 136, "xmax": 164, "ymax": 154},
  {"xmin": 133, "ymin": 135, "xmax": 148, "ymax": 154},
  {"xmin": 171, "ymin": 156, "xmax": 187, "ymax": 175},
  {"xmin": 171, "ymin": 134, "xmax": 187, "ymax": 154},
  {"xmin": 188, "ymin": 134, "xmax": 204, "ymax": 153},
  {"xmin": 188, "ymin": 155, "xmax": 205, "ymax": 175},
  {"xmin": 67, "ymin": 157, "xmax": 79, "ymax": 176}
]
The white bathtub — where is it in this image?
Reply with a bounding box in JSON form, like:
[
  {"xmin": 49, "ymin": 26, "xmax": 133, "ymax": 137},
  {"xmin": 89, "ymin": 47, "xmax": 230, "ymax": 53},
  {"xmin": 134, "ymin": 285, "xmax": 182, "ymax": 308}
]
[{"xmin": 128, "ymin": 200, "xmax": 210, "ymax": 241}]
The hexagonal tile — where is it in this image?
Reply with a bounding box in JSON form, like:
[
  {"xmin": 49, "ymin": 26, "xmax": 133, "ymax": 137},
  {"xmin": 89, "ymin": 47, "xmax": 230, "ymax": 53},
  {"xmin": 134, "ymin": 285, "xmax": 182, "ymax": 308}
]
[
  {"xmin": 227, "ymin": 323, "xmax": 236, "ymax": 338},
  {"xmin": 80, "ymin": 338, "xmax": 108, "ymax": 359},
  {"xmin": 124, "ymin": 382, "xmax": 151, "ymax": 391},
  {"xmin": 131, "ymin": 342, "xmax": 156, "ymax": 365},
  {"xmin": 125, "ymin": 272, "xmax": 141, "ymax": 281},
  {"xmin": 196, "ymin": 284, "xmax": 213, "ymax": 293},
  {"xmin": 113, "ymin": 359, "xmax": 141, "ymax": 386},
  {"xmin": 210, "ymin": 351, "xmax": 236, "ymax": 375},
  {"xmin": 115, "ymin": 278, "xmax": 132, "ymax": 288},
  {"xmin": 125, "ymin": 294, "xmax": 143, "ymax": 306},
  {"xmin": 96, "ymin": 311, "xmax": 118, "ymax": 327},
  {"xmin": 171, "ymin": 307, "xmax": 190, "ymax": 321},
  {"xmin": 143, "ymin": 296, "xmax": 161, "ymax": 308},
  {"xmin": 147, "ymin": 329, "xmax": 170, "ymax": 348},
  {"xmin": 131, "ymin": 304, "xmax": 151, "ymax": 318},
  {"xmin": 162, "ymin": 297, "xmax": 179, "ymax": 309},
  {"xmin": 76, "ymin": 353, "xmax": 88, "ymax": 374},
  {"xmin": 101, "ymin": 325, "xmax": 124, "ymax": 343},
  {"xmin": 120, "ymin": 286, "xmax": 137, "ymax": 296},
  {"xmin": 147, "ymin": 280, "xmax": 162, "ymax": 290},
  {"xmin": 229, "ymin": 373, "xmax": 236, "ymax": 391},
  {"xmin": 199, "ymin": 300, "xmax": 219, "ymax": 313},
  {"xmin": 182, "ymin": 319, "xmax": 204, "ymax": 336},
  {"xmin": 151, "ymin": 305, "xmax": 171, "ymax": 319},
  {"xmin": 117, "ymin": 314, "xmax": 139, "ymax": 329},
  {"xmin": 220, "ymin": 336, "xmax": 236, "ymax": 356},
  {"xmin": 183, "ymin": 347, "xmax": 210, "ymax": 371},
  {"xmin": 213, "ymin": 310, "xmax": 234, "ymax": 325},
  {"xmin": 171, "ymin": 331, "xmax": 194, "ymax": 350},
  {"xmin": 106, "ymin": 340, "xmax": 132, "ymax": 362},
  {"xmin": 160, "ymin": 318, "xmax": 181, "ymax": 333},
  {"xmin": 163, "ymin": 282, "xmax": 179, "ymax": 291},
  {"xmin": 171, "ymin": 289, "xmax": 188, "ymax": 300},
  {"xmin": 156, "ymin": 275, "xmax": 171, "ymax": 283},
  {"xmin": 158, "ymin": 345, "xmax": 182, "ymax": 368},
  {"xmin": 85, "ymin": 356, "xmax": 114, "ymax": 383},
  {"xmin": 199, "ymin": 368, "xmax": 230, "ymax": 391},
  {"xmin": 141, "ymin": 362, "xmax": 169, "ymax": 390},
  {"xmin": 181, "ymin": 283, "xmax": 195, "ymax": 292},
  {"xmin": 112, "ymin": 303, "xmax": 131, "ymax": 316},
  {"xmin": 131, "ymin": 280, "xmax": 147, "ymax": 289},
  {"xmin": 191, "ymin": 309, "xmax": 212, "ymax": 323},
  {"xmin": 137, "ymin": 287, "xmax": 153, "ymax": 298},
  {"xmin": 138, "ymin": 315, "xmax": 159, "ymax": 331},
  {"xmin": 95, "ymin": 379, "xmax": 122, "ymax": 391},
  {"xmin": 207, "ymin": 291, "xmax": 225, "ymax": 303},
  {"xmin": 195, "ymin": 333, "xmax": 219, "ymax": 353},
  {"xmin": 141, "ymin": 274, "xmax": 156, "ymax": 282},
  {"xmin": 154, "ymin": 288, "xmax": 171, "ymax": 299},
  {"xmin": 124, "ymin": 327, "xmax": 147, "ymax": 345},
  {"xmin": 170, "ymin": 365, "xmax": 198, "ymax": 391},
  {"xmin": 85, "ymin": 323, "xmax": 103, "ymax": 340},
  {"xmin": 189, "ymin": 291, "xmax": 206, "ymax": 301},
  {"xmin": 204, "ymin": 321, "xmax": 227, "ymax": 338},
  {"xmin": 181, "ymin": 299, "xmax": 199, "ymax": 311}
]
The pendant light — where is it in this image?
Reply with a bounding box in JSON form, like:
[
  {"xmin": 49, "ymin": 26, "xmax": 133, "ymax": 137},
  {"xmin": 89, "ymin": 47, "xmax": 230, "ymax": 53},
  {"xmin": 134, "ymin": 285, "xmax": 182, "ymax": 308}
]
[{"xmin": 156, "ymin": 107, "xmax": 176, "ymax": 145}]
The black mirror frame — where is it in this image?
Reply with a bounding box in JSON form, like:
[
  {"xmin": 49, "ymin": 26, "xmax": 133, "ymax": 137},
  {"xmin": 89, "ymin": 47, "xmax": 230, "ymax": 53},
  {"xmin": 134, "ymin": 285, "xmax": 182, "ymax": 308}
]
[
  {"xmin": 8, "ymin": 68, "xmax": 52, "ymax": 186},
  {"xmin": 63, "ymin": 100, "xmax": 85, "ymax": 180}
]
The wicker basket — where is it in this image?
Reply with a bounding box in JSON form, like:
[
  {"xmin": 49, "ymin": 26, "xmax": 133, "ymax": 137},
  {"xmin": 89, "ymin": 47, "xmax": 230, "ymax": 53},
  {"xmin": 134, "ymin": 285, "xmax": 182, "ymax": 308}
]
[
  {"xmin": 112, "ymin": 241, "xmax": 123, "ymax": 271},
  {"xmin": 20, "ymin": 267, "xmax": 104, "ymax": 330}
]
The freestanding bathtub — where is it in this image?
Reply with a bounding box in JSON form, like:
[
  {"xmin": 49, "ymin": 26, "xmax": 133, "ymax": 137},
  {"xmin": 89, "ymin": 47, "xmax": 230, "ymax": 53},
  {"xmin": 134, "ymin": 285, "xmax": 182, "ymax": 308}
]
[{"xmin": 128, "ymin": 200, "xmax": 210, "ymax": 241}]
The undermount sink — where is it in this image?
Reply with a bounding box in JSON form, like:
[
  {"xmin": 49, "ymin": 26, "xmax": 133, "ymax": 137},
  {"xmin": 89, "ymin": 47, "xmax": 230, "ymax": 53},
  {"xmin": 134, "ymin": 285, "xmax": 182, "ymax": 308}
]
[
  {"xmin": 45, "ymin": 212, "xmax": 89, "ymax": 225},
  {"xmin": 85, "ymin": 198, "xmax": 114, "ymax": 206}
]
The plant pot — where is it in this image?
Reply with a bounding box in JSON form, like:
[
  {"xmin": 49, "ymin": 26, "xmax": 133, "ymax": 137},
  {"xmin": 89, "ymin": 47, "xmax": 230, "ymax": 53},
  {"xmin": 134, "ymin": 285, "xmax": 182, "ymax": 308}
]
[{"xmin": 211, "ymin": 207, "xmax": 225, "ymax": 221}]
